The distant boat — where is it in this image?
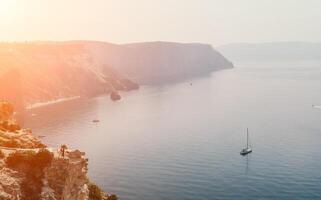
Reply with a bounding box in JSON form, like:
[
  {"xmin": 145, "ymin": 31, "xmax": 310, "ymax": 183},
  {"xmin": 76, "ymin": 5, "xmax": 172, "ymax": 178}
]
[
  {"xmin": 312, "ymin": 105, "xmax": 321, "ymax": 109},
  {"xmin": 240, "ymin": 128, "xmax": 252, "ymax": 155},
  {"xmin": 92, "ymin": 119, "xmax": 100, "ymax": 123}
]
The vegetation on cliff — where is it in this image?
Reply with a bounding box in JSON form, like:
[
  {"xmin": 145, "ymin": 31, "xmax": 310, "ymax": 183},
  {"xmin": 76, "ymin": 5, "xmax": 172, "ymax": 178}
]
[
  {"xmin": 6, "ymin": 149, "xmax": 54, "ymax": 200},
  {"xmin": 88, "ymin": 182, "xmax": 118, "ymax": 200}
]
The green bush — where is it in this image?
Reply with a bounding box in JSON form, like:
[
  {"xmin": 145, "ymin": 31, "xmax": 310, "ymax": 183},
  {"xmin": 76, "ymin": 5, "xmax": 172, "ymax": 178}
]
[
  {"xmin": 107, "ymin": 194, "xmax": 118, "ymax": 200},
  {"xmin": 88, "ymin": 182, "xmax": 103, "ymax": 200},
  {"xmin": 88, "ymin": 182, "xmax": 118, "ymax": 200},
  {"xmin": 5, "ymin": 149, "xmax": 54, "ymax": 200},
  {"xmin": 6, "ymin": 150, "xmax": 36, "ymax": 168},
  {"xmin": 32, "ymin": 148, "xmax": 54, "ymax": 168},
  {"xmin": 6, "ymin": 149, "xmax": 53, "ymax": 169}
]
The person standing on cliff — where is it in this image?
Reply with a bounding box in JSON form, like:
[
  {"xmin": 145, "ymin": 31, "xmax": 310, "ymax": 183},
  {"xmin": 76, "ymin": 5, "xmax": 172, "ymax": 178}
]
[{"xmin": 60, "ymin": 144, "xmax": 67, "ymax": 158}]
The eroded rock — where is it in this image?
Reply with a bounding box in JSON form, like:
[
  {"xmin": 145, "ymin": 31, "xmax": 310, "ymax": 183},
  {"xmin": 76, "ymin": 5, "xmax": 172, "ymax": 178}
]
[{"xmin": 0, "ymin": 102, "xmax": 114, "ymax": 200}]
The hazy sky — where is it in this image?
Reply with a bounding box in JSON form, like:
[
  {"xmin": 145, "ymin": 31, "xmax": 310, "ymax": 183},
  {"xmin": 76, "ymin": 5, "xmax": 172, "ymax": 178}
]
[{"xmin": 1, "ymin": 0, "xmax": 321, "ymax": 46}]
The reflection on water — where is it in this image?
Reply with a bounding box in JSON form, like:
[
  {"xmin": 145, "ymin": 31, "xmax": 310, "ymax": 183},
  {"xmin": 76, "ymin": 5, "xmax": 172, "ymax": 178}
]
[
  {"xmin": 25, "ymin": 61, "xmax": 321, "ymax": 200},
  {"xmin": 244, "ymin": 154, "xmax": 251, "ymax": 175}
]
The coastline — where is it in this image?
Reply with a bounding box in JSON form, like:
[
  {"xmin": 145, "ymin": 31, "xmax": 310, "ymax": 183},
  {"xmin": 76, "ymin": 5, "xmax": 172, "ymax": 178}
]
[{"xmin": 26, "ymin": 96, "xmax": 81, "ymax": 110}]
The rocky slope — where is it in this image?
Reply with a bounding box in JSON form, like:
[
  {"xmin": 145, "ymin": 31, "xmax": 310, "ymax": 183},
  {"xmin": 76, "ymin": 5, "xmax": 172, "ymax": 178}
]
[
  {"xmin": 0, "ymin": 42, "xmax": 138, "ymax": 111},
  {"xmin": 0, "ymin": 101, "xmax": 115, "ymax": 200}
]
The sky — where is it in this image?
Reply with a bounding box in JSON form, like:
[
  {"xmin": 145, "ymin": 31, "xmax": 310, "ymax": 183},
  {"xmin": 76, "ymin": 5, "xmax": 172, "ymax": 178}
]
[{"xmin": 0, "ymin": 0, "xmax": 321, "ymax": 46}]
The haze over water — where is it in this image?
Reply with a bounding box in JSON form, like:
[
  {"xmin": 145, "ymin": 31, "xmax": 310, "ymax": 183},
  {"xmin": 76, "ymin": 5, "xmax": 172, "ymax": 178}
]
[{"xmin": 25, "ymin": 61, "xmax": 321, "ymax": 200}]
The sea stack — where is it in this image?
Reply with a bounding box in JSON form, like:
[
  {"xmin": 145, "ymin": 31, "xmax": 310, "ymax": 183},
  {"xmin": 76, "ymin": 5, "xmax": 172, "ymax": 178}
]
[{"xmin": 110, "ymin": 91, "xmax": 121, "ymax": 101}]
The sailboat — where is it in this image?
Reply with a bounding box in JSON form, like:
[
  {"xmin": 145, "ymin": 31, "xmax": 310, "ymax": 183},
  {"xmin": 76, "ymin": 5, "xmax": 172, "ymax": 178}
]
[{"xmin": 240, "ymin": 128, "xmax": 252, "ymax": 155}]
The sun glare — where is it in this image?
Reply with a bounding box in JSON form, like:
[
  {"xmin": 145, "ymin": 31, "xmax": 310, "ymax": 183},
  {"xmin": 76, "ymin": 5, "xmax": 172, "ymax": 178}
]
[{"xmin": 0, "ymin": 0, "xmax": 15, "ymax": 18}]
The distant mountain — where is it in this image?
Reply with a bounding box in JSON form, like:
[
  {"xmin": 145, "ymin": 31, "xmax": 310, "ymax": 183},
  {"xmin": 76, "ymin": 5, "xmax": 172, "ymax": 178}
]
[
  {"xmin": 217, "ymin": 42, "xmax": 321, "ymax": 61},
  {"xmin": 0, "ymin": 41, "xmax": 232, "ymax": 109}
]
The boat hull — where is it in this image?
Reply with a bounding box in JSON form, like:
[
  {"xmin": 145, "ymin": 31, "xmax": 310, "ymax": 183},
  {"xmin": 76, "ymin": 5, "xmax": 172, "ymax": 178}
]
[{"xmin": 240, "ymin": 148, "xmax": 252, "ymax": 155}]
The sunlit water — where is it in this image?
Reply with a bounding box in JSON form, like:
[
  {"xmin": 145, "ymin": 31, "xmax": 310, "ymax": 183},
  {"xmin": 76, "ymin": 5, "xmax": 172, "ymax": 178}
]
[{"xmin": 25, "ymin": 61, "xmax": 321, "ymax": 200}]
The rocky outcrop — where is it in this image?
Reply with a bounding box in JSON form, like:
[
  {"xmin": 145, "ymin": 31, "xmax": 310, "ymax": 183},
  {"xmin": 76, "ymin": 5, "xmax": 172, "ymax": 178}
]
[
  {"xmin": 0, "ymin": 128, "xmax": 44, "ymax": 149},
  {"xmin": 0, "ymin": 102, "xmax": 115, "ymax": 200},
  {"xmin": 110, "ymin": 91, "xmax": 121, "ymax": 101},
  {"xmin": 0, "ymin": 167, "xmax": 23, "ymax": 199},
  {"xmin": 0, "ymin": 148, "xmax": 112, "ymax": 200},
  {"xmin": 0, "ymin": 101, "xmax": 43, "ymax": 148},
  {"xmin": 42, "ymin": 150, "xmax": 90, "ymax": 200}
]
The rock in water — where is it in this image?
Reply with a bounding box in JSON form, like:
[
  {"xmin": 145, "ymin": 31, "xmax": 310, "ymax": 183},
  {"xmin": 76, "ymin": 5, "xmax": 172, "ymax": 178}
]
[{"xmin": 110, "ymin": 91, "xmax": 121, "ymax": 101}]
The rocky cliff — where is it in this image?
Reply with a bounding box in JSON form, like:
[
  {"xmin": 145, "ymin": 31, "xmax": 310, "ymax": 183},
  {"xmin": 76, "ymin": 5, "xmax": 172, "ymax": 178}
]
[
  {"xmin": 0, "ymin": 101, "xmax": 115, "ymax": 200},
  {"xmin": 83, "ymin": 41, "xmax": 233, "ymax": 84},
  {"xmin": 0, "ymin": 41, "xmax": 232, "ymax": 110}
]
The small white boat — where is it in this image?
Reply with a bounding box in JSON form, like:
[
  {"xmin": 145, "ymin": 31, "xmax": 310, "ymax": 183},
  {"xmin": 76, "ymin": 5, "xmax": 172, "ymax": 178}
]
[
  {"xmin": 240, "ymin": 128, "xmax": 252, "ymax": 155},
  {"xmin": 312, "ymin": 105, "xmax": 321, "ymax": 109}
]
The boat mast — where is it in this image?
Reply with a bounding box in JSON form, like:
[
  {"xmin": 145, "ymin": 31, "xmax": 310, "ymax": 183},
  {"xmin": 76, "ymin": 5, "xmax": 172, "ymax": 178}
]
[{"xmin": 247, "ymin": 128, "xmax": 249, "ymax": 149}]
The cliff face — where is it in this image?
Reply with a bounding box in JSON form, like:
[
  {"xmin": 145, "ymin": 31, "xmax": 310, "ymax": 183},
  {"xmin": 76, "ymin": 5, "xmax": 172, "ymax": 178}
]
[
  {"xmin": 84, "ymin": 41, "xmax": 233, "ymax": 84},
  {"xmin": 0, "ymin": 149, "xmax": 96, "ymax": 200},
  {"xmin": 0, "ymin": 101, "xmax": 112, "ymax": 200},
  {"xmin": 0, "ymin": 41, "xmax": 232, "ymax": 110},
  {"xmin": 42, "ymin": 150, "xmax": 92, "ymax": 200}
]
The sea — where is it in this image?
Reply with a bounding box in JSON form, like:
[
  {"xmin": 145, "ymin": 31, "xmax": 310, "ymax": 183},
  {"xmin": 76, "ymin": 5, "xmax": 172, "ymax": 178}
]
[{"xmin": 25, "ymin": 60, "xmax": 321, "ymax": 200}]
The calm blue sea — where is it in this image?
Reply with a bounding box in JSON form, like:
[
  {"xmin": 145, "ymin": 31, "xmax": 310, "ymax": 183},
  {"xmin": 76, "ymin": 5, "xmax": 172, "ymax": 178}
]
[{"xmin": 25, "ymin": 61, "xmax": 321, "ymax": 200}]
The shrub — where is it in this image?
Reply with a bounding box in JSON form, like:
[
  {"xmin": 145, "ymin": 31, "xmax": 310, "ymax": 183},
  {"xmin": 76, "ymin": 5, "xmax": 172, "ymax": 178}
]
[
  {"xmin": 31, "ymin": 148, "xmax": 54, "ymax": 168},
  {"xmin": 88, "ymin": 182, "xmax": 103, "ymax": 200},
  {"xmin": 107, "ymin": 194, "xmax": 118, "ymax": 200},
  {"xmin": 5, "ymin": 150, "xmax": 36, "ymax": 168},
  {"xmin": 6, "ymin": 149, "xmax": 53, "ymax": 169},
  {"xmin": 5, "ymin": 149, "xmax": 54, "ymax": 200}
]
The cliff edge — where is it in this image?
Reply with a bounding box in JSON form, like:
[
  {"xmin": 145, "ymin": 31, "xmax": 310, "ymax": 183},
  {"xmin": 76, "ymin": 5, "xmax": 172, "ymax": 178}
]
[{"xmin": 0, "ymin": 101, "xmax": 116, "ymax": 200}]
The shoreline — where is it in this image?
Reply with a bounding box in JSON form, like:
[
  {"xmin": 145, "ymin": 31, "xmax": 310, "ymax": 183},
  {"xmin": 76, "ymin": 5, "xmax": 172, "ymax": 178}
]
[{"xmin": 26, "ymin": 96, "xmax": 81, "ymax": 110}]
